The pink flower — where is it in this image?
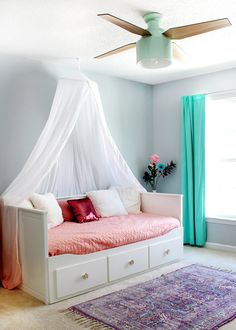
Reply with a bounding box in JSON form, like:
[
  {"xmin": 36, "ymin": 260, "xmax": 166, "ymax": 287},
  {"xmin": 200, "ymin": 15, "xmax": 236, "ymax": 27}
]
[{"xmin": 150, "ymin": 154, "xmax": 160, "ymax": 164}]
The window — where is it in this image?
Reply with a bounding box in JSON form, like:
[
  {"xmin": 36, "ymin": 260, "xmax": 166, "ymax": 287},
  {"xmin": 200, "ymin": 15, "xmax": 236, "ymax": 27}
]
[{"xmin": 206, "ymin": 94, "xmax": 236, "ymax": 219}]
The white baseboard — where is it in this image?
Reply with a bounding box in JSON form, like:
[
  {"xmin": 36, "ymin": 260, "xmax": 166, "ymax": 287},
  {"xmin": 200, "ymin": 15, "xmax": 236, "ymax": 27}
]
[{"xmin": 205, "ymin": 242, "xmax": 236, "ymax": 253}]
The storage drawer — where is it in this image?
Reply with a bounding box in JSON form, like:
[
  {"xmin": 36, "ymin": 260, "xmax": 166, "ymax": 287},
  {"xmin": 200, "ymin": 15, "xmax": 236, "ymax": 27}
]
[
  {"xmin": 108, "ymin": 247, "xmax": 148, "ymax": 282},
  {"xmin": 56, "ymin": 257, "xmax": 107, "ymax": 298},
  {"xmin": 149, "ymin": 238, "xmax": 183, "ymax": 268}
]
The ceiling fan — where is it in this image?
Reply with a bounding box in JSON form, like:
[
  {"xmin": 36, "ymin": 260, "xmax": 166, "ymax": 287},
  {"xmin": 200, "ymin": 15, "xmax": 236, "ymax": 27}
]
[{"xmin": 95, "ymin": 12, "xmax": 231, "ymax": 69}]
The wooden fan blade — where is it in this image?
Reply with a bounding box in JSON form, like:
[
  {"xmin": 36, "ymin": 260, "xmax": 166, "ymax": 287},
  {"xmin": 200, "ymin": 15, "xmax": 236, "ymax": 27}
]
[
  {"xmin": 95, "ymin": 43, "xmax": 136, "ymax": 59},
  {"xmin": 98, "ymin": 13, "xmax": 151, "ymax": 36},
  {"xmin": 172, "ymin": 42, "xmax": 190, "ymax": 62},
  {"xmin": 163, "ymin": 18, "xmax": 231, "ymax": 40}
]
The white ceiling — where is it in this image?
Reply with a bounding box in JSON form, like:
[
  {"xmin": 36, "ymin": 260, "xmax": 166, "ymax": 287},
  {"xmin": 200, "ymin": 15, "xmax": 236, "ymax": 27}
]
[{"xmin": 1, "ymin": 0, "xmax": 236, "ymax": 84}]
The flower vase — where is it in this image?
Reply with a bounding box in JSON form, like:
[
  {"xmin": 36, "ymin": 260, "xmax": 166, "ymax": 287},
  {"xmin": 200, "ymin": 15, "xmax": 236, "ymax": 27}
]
[{"xmin": 152, "ymin": 190, "xmax": 157, "ymax": 193}]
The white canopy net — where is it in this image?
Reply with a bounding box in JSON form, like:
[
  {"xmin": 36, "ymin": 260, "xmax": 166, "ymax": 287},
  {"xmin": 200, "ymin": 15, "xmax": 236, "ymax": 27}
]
[{"xmin": 0, "ymin": 75, "xmax": 144, "ymax": 289}]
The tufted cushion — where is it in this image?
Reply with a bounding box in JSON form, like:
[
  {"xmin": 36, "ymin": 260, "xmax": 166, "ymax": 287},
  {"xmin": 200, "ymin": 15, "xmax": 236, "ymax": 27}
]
[{"xmin": 112, "ymin": 186, "xmax": 141, "ymax": 214}]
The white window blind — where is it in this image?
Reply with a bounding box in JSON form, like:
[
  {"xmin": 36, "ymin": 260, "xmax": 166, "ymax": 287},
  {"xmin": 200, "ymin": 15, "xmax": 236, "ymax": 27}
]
[{"xmin": 206, "ymin": 94, "xmax": 236, "ymax": 220}]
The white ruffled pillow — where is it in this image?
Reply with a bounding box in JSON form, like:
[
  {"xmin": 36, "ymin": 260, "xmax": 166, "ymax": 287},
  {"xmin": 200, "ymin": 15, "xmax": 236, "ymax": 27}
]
[
  {"xmin": 30, "ymin": 193, "xmax": 63, "ymax": 229},
  {"xmin": 87, "ymin": 189, "xmax": 128, "ymax": 217},
  {"xmin": 112, "ymin": 186, "xmax": 141, "ymax": 214}
]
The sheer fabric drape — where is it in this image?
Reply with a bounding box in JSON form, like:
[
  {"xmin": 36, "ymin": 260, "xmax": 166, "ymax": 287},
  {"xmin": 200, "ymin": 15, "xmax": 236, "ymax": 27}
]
[{"xmin": 0, "ymin": 76, "xmax": 144, "ymax": 289}]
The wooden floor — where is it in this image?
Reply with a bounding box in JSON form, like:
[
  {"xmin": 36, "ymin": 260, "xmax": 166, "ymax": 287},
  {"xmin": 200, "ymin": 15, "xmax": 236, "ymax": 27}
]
[{"xmin": 0, "ymin": 246, "xmax": 236, "ymax": 330}]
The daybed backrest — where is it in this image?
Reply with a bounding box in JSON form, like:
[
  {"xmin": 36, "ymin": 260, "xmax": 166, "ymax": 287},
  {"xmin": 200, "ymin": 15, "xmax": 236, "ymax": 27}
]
[
  {"xmin": 57, "ymin": 195, "xmax": 86, "ymax": 201},
  {"xmin": 20, "ymin": 192, "xmax": 182, "ymax": 226}
]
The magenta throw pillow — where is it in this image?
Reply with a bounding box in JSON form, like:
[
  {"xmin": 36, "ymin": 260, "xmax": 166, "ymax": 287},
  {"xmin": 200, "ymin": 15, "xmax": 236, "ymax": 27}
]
[
  {"xmin": 58, "ymin": 200, "xmax": 75, "ymax": 222},
  {"xmin": 68, "ymin": 198, "xmax": 100, "ymax": 223}
]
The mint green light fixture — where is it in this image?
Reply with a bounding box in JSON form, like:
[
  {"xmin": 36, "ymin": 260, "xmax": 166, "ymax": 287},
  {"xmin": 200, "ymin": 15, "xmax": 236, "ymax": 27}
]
[
  {"xmin": 136, "ymin": 13, "xmax": 171, "ymax": 69},
  {"xmin": 96, "ymin": 12, "xmax": 231, "ymax": 68}
]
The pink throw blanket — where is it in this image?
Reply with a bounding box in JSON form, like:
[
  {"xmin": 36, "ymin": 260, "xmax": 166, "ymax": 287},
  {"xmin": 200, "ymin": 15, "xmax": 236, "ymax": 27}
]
[{"xmin": 48, "ymin": 213, "xmax": 180, "ymax": 256}]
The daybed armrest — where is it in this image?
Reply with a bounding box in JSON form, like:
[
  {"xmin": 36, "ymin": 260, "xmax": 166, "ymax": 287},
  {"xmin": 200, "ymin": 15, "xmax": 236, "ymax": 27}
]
[
  {"xmin": 18, "ymin": 207, "xmax": 49, "ymax": 303},
  {"xmin": 141, "ymin": 192, "xmax": 183, "ymax": 225},
  {"xmin": 18, "ymin": 207, "xmax": 48, "ymax": 259}
]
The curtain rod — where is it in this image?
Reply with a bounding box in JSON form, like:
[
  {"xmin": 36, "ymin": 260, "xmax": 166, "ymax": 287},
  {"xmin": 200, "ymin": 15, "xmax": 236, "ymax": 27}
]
[{"xmin": 206, "ymin": 88, "xmax": 236, "ymax": 96}]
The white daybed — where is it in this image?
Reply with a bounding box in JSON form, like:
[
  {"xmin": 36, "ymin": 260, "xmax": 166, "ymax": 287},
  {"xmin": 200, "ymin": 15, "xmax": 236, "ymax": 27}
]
[{"xmin": 18, "ymin": 192, "xmax": 183, "ymax": 304}]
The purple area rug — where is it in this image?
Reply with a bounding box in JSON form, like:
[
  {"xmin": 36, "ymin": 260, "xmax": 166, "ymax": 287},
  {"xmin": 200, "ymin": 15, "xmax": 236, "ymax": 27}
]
[{"xmin": 68, "ymin": 265, "xmax": 236, "ymax": 330}]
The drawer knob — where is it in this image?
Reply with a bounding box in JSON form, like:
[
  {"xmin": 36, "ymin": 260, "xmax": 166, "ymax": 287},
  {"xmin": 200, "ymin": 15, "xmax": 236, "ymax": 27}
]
[
  {"xmin": 128, "ymin": 259, "xmax": 135, "ymax": 266},
  {"xmin": 81, "ymin": 272, "xmax": 89, "ymax": 280},
  {"xmin": 164, "ymin": 249, "xmax": 170, "ymax": 256}
]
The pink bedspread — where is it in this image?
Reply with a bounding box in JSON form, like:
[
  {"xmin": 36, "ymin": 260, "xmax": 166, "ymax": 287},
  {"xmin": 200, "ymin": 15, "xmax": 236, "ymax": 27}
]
[{"xmin": 48, "ymin": 213, "xmax": 180, "ymax": 256}]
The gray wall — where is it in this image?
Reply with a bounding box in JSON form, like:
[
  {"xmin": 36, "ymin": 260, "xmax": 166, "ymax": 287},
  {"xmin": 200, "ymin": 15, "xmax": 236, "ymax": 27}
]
[
  {"xmin": 153, "ymin": 68, "xmax": 236, "ymax": 246},
  {"xmin": 207, "ymin": 221, "xmax": 236, "ymax": 247},
  {"xmin": 0, "ymin": 57, "xmax": 153, "ymax": 194},
  {"xmin": 0, "ymin": 57, "xmax": 57, "ymax": 194}
]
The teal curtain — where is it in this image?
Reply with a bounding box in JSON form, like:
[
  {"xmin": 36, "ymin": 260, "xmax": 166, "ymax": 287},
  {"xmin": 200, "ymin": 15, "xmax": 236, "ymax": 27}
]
[{"xmin": 181, "ymin": 94, "xmax": 206, "ymax": 246}]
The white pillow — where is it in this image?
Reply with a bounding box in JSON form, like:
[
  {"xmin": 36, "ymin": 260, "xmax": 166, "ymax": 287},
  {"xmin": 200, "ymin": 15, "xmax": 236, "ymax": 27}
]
[
  {"xmin": 87, "ymin": 189, "xmax": 128, "ymax": 217},
  {"xmin": 112, "ymin": 186, "xmax": 141, "ymax": 214},
  {"xmin": 18, "ymin": 199, "xmax": 34, "ymax": 209},
  {"xmin": 29, "ymin": 193, "xmax": 63, "ymax": 229}
]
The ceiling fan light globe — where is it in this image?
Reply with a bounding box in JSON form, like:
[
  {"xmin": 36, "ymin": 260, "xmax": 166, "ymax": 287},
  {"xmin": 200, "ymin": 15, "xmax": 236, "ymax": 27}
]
[
  {"xmin": 136, "ymin": 34, "xmax": 171, "ymax": 69},
  {"xmin": 138, "ymin": 58, "xmax": 171, "ymax": 69}
]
